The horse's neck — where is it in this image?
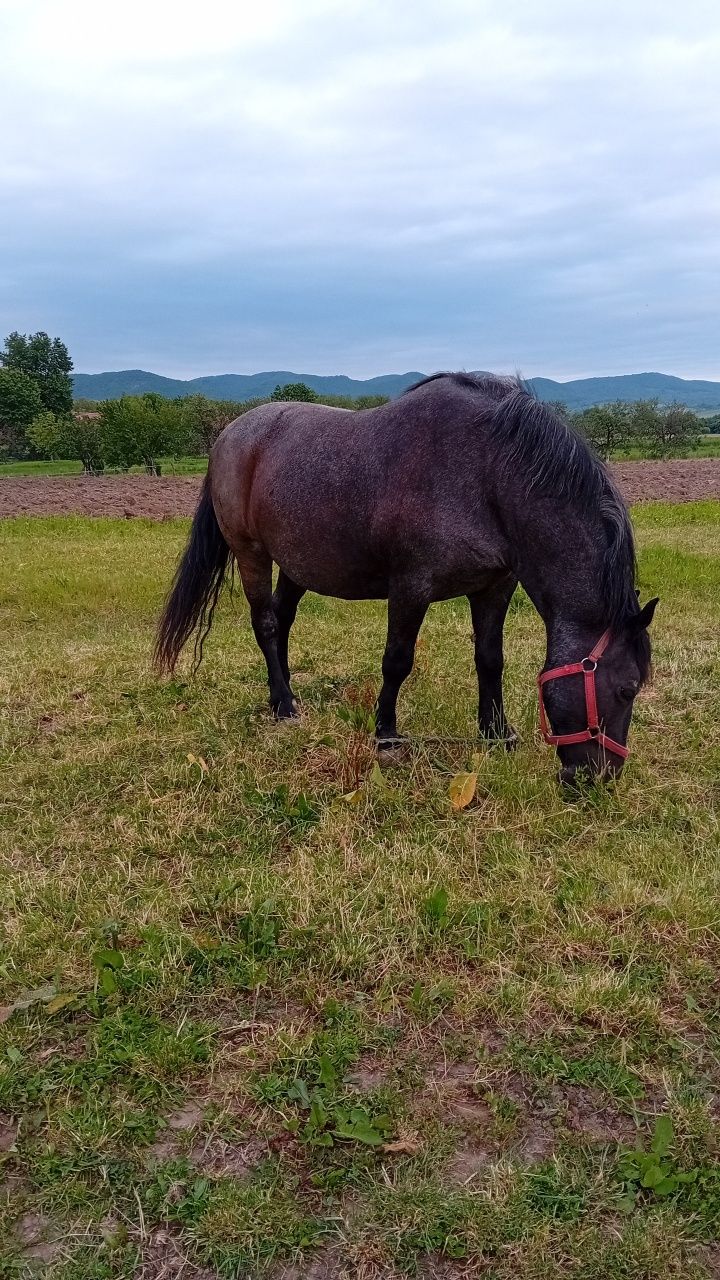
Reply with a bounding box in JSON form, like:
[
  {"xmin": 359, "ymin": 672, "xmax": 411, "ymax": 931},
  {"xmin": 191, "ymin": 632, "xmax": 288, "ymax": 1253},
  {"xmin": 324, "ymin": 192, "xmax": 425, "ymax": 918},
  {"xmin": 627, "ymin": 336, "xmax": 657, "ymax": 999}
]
[{"xmin": 509, "ymin": 502, "xmax": 608, "ymax": 655}]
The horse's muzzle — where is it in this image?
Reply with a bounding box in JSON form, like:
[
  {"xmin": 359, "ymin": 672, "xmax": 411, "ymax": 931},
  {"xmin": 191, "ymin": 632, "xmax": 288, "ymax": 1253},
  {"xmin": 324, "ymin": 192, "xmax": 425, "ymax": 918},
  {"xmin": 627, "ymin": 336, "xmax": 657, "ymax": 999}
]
[{"xmin": 558, "ymin": 757, "xmax": 624, "ymax": 792}]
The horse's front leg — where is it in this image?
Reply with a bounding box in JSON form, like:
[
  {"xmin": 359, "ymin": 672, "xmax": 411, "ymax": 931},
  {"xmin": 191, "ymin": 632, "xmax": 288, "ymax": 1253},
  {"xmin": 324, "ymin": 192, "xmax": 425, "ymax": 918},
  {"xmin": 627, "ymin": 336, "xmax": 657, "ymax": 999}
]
[
  {"xmin": 376, "ymin": 588, "xmax": 428, "ymax": 754},
  {"xmin": 468, "ymin": 577, "xmax": 518, "ymax": 747}
]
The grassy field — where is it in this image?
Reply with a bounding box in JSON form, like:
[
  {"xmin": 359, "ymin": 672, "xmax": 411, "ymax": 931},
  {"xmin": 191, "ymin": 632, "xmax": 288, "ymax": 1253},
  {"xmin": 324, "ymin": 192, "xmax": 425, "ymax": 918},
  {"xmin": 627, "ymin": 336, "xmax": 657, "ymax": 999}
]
[
  {"xmin": 614, "ymin": 437, "xmax": 720, "ymax": 461},
  {"xmin": 1, "ymin": 502, "xmax": 719, "ymax": 1279},
  {"xmin": 1, "ymin": 437, "xmax": 720, "ymax": 477},
  {"xmin": 0, "ymin": 457, "xmax": 208, "ymax": 478}
]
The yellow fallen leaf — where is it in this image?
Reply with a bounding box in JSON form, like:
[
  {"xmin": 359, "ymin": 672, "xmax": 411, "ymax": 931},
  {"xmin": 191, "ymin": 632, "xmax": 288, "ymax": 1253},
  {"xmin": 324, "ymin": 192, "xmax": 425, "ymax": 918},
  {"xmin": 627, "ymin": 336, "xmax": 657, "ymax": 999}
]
[
  {"xmin": 369, "ymin": 761, "xmax": 388, "ymax": 789},
  {"xmin": 449, "ymin": 771, "xmax": 477, "ymax": 810},
  {"xmin": 340, "ymin": 788, "xmax": 363, "ymax": 804},
  {"xmin": 382, "ymin": 1135, "xmax": 422, "ymax": 1156},
  {"xmin": 187, "ymin": 752, "xmax": 208, "ymax": 774},
  {"xmin": 45, "ymin": 993, "xmax": 77, "ymax": 1015}
]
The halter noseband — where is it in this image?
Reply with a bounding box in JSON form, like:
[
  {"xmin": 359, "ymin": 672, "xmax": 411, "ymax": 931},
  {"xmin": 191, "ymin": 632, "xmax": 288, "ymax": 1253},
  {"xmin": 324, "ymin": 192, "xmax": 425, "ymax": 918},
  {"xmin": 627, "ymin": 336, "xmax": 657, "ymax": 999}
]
[{"xmin": 537, "ymin": 627, "xmax": 629, "ymax": 761}]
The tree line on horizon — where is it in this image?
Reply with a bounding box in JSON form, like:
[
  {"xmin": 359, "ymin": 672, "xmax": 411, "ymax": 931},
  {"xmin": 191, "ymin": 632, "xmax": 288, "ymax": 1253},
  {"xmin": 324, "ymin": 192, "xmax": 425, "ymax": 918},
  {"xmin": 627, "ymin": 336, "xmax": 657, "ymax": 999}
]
[{"xmin": 1, "ymin": 330, "xmax": 715, "ymax": 472}]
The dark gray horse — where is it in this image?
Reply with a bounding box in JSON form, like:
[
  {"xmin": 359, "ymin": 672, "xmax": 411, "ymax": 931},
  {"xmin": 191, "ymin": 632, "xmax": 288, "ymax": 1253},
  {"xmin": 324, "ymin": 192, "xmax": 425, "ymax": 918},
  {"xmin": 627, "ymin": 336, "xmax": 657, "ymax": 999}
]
[{"xmin": 154, "ymin": 373, "xmax": 657, "ymax": 786}]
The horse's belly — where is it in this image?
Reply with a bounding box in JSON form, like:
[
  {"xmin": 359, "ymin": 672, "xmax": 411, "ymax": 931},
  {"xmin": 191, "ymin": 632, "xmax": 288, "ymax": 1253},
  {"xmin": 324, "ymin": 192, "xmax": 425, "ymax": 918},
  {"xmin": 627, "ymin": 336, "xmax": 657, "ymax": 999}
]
[{"xmin": 277, "ymin": 555, "xmax": 389, "ymax": 600}]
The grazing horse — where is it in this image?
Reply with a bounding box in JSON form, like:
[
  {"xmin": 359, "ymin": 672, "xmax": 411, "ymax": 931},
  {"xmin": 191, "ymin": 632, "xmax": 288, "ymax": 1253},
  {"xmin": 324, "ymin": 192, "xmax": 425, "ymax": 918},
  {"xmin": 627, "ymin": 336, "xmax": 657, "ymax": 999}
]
[{"xmin": 154, "ymin": 373, "xmax": 657, "ymax": 786}]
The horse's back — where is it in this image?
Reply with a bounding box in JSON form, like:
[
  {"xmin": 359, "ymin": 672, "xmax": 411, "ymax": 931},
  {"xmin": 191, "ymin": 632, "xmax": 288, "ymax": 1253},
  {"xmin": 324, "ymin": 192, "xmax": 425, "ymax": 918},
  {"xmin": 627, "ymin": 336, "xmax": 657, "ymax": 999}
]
[{"xmin": 207, "ymin": 384, "xmax": 506, "ymax": 600}]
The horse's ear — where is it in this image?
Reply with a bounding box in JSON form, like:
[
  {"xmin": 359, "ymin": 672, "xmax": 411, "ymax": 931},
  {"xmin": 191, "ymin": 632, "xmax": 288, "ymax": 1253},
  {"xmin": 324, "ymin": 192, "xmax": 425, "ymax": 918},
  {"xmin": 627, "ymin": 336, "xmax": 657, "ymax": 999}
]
[{"xmin": 628, "ymin": 597, "xmax": 659, "ymax": 633}]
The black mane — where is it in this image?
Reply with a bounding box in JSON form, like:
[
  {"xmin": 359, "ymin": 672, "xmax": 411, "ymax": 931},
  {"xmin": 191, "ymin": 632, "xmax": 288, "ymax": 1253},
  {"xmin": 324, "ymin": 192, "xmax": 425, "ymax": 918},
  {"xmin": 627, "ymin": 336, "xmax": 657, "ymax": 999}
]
[
  {"xmin": 406, "ymin": 372, "xmax": 650, "ymax": 679},
  {"xmin": 404, "ymin": 370, "xmax": 514, "ymax": 401}
]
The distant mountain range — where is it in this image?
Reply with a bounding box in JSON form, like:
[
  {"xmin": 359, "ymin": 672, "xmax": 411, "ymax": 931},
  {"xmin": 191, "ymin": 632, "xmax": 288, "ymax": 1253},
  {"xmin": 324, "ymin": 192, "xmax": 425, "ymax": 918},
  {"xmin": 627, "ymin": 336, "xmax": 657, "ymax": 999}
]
[{"xmin": 72, "ymin": 368, "xmax": 720, "ymax": 412}]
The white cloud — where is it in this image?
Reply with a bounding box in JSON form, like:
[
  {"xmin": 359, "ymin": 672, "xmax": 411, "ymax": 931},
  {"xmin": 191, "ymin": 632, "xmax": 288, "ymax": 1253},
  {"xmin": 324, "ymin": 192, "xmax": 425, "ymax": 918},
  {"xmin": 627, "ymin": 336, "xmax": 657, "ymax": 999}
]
[{"xmin": 1, "ymin": 0, "xmax": 719, "ymax": 377}]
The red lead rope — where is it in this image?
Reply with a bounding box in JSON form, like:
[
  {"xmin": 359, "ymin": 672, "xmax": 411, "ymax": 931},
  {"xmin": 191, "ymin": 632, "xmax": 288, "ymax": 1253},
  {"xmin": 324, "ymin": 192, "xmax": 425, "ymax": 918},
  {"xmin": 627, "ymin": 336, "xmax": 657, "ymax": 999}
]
[{"xmin": 537, "ymin": 627, "xmax": 629, "ymax": 761}]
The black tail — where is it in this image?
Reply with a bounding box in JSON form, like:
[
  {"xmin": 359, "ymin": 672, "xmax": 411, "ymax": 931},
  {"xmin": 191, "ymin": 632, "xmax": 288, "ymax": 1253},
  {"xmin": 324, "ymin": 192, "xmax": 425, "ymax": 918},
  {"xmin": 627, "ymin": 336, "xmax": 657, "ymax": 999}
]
[{"xmin": 153, "ymin": 475, "xmax": 231, "ymax": 674}]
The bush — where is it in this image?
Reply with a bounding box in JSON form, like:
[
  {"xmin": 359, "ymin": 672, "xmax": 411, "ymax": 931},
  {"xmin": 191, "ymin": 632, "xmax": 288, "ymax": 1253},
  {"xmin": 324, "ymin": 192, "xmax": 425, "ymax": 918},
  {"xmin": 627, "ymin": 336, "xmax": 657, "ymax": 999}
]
[
  {"xmin": 178, "ymin": 395, "xmax": 255, "ymax": 454},
  {"xmin": 631, "ymin": 399, "xmax": 700, "ymax": 458},
  {"xmin": 58, "ymin": 414, "xmax": 106, "ymax": 472},
  {"xmin": 26, "ymin": 411, "xmax": 63, "ymax": 459},
  {"xmin": 572, "ymin": 401, "xmax": 634, "ymax": 458},
  {"xmin": 270, "ymin": 382, "xmax": 319, "ymax": 402},
  {"xmin": 100, "ymin": 394, "xmax": 191, "ymax": 473}
]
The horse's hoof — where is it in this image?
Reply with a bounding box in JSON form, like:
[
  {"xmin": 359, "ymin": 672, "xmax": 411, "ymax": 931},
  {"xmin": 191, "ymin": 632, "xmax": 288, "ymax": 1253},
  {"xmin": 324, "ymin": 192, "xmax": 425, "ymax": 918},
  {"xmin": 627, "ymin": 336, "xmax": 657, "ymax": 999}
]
[
  {"xmin": 376, "ymin": 736, "xmax": 410, "ymax": 765},
  {"xmin": 273, "ymin": 701, "xmax": 300, "ymax": 722}
]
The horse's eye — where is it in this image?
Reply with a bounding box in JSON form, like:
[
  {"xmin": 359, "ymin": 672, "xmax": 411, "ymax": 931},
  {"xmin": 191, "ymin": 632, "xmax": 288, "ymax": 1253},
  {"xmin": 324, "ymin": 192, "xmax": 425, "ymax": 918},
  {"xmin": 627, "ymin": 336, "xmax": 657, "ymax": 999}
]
[{"xmin": 619, "ymin": 683, "xmax": 639, "ymax": 701}]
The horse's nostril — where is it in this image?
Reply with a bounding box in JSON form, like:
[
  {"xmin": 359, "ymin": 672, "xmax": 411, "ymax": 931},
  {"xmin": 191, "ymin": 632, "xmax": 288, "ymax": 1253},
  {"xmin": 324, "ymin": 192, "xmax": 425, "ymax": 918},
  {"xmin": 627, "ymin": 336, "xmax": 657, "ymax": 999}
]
[{"xmin": 558, "ymin": 766, "xmax": 579, "ymax": 790}]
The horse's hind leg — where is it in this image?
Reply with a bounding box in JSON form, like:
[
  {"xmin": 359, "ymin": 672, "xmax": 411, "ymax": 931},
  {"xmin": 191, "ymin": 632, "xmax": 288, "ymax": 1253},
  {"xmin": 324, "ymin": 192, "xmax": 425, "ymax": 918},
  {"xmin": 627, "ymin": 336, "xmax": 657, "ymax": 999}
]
[
  {"xmin": 237, "ymin": 545, "xmax": 297, "ymax": 719},
  {"xmin": 272, "ymin": 571, "xmax": 305, "ymax": 688},
  {"xmin": 468, "ymin": 576, "xmax": 518, "ymax": 747}
]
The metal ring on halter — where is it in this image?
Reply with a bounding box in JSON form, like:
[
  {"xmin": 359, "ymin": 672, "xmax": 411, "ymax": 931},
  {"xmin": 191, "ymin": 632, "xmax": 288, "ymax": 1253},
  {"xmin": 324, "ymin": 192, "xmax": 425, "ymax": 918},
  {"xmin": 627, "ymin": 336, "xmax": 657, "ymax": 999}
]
[{"xmin": 581, "ymin": 657, "xmax": 598, "ymax": 673}]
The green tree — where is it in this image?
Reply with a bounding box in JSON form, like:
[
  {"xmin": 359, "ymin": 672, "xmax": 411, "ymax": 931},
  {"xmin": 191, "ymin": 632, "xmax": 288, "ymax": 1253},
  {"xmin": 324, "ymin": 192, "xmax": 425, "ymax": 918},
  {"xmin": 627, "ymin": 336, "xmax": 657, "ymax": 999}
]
[
  {"xmin": 100, "ymin": 394, "xmax": 189, "ymax": 473},
  {"xmin": 57, "ymin": 414, "xmax": 105, "ymax": 472},
  {"xmin": 547, "ymin": 399, "xmax": 572, "ymax": 423},
  {"xmin": 573, "ymin": 401, "xmax": 634, "ymax": 459},
  {"xmin": 270, "ymin": 382, "xmax": 318, "ymax": 402},
  {"xmin": 354, "ymin": 394, "xmax": 389, "ymax": 409},
  {"xmin": 179, "ymin": 395, "xmax": 247, "ymax": 454},
  {"xmin": 1, "ymin": 331, "xmax": 73, "ymax": 416},
  {"xmin": 26, "ymin": 411, "xmax": 63, "ymax": 459},
  {"xmin": 0, "ymin": 367, "xmax": 44, "ymax": 456},
  {"xmin": 631, "ymin": 400, "xmax": 700, "ymax": 458}
]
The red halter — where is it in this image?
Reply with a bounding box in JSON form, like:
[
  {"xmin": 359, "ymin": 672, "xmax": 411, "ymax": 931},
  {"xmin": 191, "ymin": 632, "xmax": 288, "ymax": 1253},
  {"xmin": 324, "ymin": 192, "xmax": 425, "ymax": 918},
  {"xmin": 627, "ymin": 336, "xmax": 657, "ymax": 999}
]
[{"xmin": 537, "ymin": 627, "xmax": 629, "ymax": 761}]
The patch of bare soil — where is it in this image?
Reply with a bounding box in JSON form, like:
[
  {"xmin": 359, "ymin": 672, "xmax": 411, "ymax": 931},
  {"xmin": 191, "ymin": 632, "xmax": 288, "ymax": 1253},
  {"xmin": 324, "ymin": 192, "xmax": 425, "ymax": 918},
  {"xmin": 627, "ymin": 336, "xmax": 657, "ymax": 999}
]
[
  {"xmin": 417, "ymin": 1259, "xmax": 490, "ymax": 1279},
  {"xmin": 189, "ymin": 1133, "xmax": 267, "ymax": 1178},
  {"xmin": 560, "ymin": 1084, "xmax": 636, "ymax": 1143},
  {"xmin": 0, "ymin": 1112, "xmax": 18, "ymax": 1152},
  {"xmin": 275, "ymin": 1250, "xmax": 348, "ymax": 1280},
  {"xmin": 420, "ymin": 1072, "xmax": 532, "ymax": 1182},
  {"xmin": 13, "ymin": 1211, "xmax": 64, "ymax": 1264},
  {"xmin": 2, "ymin": 458, "xmax": 719, "ymax": 519},
  {"xmin": 611, "ymin": 458, "xmax": 720, "ymax": 504},
  {"xmin": 697, "ymin": 1243, "xmax": 720, "ymax": 1279},
  {"xmin": 0, "ymin": 474, "xmax": 202, "ymax": 518},
  {"xmin": 344, "ymin": 1055, "xmax": 390, "ymax": 1092},
  {"xmin": 134, "ymin": 1226, "xmax": 218, "ymax": 1279},
  {"xmin": 146, "ymin": 1098, "xmax": 267, "ymax": 1179}
]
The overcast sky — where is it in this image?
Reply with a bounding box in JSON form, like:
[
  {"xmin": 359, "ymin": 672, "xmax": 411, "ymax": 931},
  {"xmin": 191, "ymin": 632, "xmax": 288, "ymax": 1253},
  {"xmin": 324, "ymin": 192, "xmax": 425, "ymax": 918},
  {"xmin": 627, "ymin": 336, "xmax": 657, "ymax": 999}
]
[{"xmin": 2, "ymin": 0, "xmax": 719, "ymax": 380}]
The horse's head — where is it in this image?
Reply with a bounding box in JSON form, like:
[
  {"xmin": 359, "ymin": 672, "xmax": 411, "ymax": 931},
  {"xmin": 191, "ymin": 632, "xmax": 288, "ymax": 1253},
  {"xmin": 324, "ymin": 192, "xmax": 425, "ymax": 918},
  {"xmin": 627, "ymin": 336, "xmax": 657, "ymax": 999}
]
[{"xmin": 539, "ymin": 597, "xmax": 658, "ymax": 790}]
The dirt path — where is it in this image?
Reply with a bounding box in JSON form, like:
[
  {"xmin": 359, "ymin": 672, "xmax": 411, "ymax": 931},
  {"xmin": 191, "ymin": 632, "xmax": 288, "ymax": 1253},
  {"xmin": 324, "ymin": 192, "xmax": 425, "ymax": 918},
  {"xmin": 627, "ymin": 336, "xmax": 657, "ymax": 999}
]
[{"xmin": 1, "ymin": 459, "xmax": 720, "ymax": 519}]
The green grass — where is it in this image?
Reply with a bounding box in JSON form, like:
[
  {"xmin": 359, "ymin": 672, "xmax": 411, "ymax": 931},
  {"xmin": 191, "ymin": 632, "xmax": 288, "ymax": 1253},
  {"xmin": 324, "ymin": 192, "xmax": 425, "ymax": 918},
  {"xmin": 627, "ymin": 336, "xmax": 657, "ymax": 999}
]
[
  {"xmin": 1, "ymin": 502, "xmax": 719, "ymax": 1277},
  {"xmin": 0, "ymin": 455, "xmax": 208, "ymax": 477},
  {"xmin": 613, "ymin": 436, "xmax": 720, "ymax": 460},
  {"xmin": 1, "ymin": 438, "xmax": 719, "ymax": 476}
]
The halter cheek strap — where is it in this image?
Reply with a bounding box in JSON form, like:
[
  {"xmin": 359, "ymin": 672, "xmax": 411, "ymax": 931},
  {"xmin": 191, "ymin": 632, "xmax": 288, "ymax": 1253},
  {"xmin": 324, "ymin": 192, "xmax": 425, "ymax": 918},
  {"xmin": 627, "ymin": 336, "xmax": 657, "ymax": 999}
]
[{"xmin": 537, "ymin": 627, "xmax": 629, "ymax": 761}]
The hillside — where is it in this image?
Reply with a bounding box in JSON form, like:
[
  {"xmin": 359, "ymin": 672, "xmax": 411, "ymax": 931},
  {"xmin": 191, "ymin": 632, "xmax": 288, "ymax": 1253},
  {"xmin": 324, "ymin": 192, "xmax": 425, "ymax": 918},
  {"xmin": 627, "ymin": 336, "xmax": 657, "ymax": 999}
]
[
  {"xmin": 73, "ymin": 368, "xmax": 720, "ymax": 411},
  {"xmin": 530, "ymin": 372, "xmax": 720, "ymax": 412},
  {"xmin": 72, "ymin": 369, "xmax": 425, "ymax": 402}
]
